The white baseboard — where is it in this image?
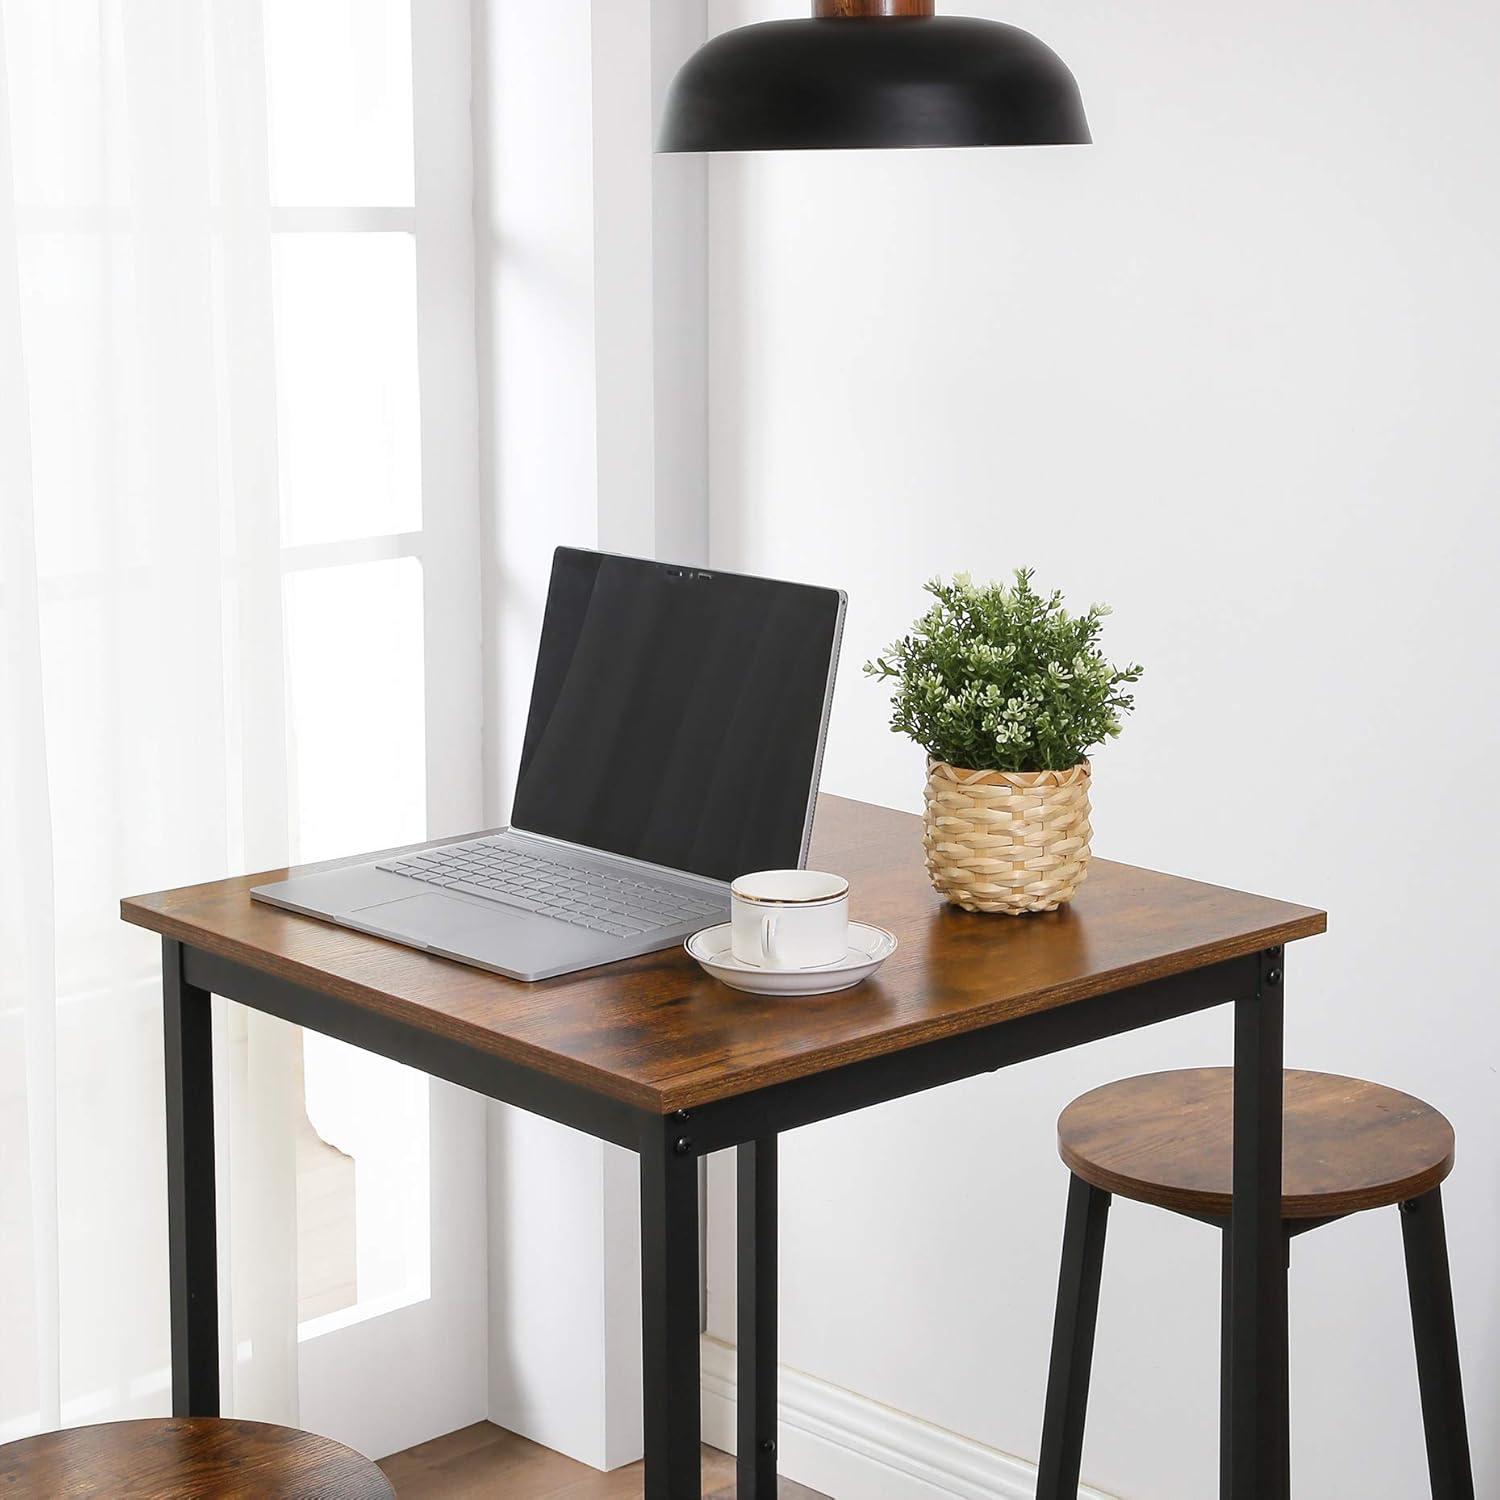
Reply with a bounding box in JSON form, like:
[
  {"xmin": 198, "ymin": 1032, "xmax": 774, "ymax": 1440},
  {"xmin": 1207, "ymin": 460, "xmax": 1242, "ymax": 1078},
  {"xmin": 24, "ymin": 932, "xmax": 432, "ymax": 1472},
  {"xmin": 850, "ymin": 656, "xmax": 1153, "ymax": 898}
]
[{"xmin": 700, "ymin": 1336, "xmax": 1117, "ymax": 1500}]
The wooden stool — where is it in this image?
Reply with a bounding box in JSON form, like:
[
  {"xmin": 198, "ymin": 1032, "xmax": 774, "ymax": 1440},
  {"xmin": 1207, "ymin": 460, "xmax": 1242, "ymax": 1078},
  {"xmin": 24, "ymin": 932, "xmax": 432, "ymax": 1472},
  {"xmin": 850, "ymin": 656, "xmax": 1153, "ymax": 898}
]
[
  {"xmin": 1036, "ymin": 1069, "xmax": 1474, "ymax": 1500},
  {"xmin": 0, "ymin": 1417, "xmax": 394, "ymax": 1498}
]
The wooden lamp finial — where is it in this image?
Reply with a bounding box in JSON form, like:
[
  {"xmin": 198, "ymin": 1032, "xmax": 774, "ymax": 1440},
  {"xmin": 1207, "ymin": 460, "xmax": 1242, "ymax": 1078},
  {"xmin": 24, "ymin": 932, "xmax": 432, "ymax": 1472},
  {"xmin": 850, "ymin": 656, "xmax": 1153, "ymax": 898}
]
[{"xmin": 813, "ymin": 1, "xmax": 937, "ymax": 17}]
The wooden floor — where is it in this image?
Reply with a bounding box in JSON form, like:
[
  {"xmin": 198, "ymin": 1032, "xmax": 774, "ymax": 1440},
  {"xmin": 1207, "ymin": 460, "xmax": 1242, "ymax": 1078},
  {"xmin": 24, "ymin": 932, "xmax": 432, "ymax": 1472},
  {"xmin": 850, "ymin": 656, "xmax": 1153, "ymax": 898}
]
[{"xmin": 378, "ymin": 1423, "xmax": 827, "ymax": 1499}]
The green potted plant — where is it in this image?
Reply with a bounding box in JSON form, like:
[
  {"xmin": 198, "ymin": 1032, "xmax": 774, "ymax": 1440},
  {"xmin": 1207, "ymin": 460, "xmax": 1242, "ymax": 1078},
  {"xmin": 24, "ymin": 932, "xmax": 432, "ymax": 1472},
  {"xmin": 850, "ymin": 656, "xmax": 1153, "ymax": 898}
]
[{"xmin": 864, "ymin": 570, "xmax": 1142, "ymax": 914}]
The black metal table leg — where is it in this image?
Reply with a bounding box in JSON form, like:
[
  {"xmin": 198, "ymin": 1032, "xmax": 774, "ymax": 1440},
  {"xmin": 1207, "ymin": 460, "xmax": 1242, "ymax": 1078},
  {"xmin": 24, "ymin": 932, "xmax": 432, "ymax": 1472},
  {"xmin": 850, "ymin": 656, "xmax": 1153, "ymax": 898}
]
[
  {"xmin": 1401, "ymin": 1188, "xmax": 1475, "ymax": 1500},
  {"xmin": 1036, "ymin": 1174, "xmax": 1111, "ymax": 1500},
  {"xmin": 641, "ymin": 1123, "xmax": 701, "ymax": 1499},
  {"xmin": 738, "ymin": 1138, "xmax": 778, "ymax": 1497},
  {"xmin": 1220, "ymin": 1226, "xmax": 1233, "ymax": 1499},
  {"xmin": 162, "ymin": 938, "xmax": 219, "ymax": 1417},
  {"xmin": 1229, "ymin": 949, "xmax": 1289, "ymax": 1500}
]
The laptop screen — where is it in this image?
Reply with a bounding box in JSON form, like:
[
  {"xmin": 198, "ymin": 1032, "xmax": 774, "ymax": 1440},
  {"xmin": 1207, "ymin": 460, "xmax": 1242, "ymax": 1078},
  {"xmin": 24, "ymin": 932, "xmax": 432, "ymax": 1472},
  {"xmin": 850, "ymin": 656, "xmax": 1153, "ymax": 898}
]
[{"xmin": 511, "ymin": 549, "xmax": 844, "ymax": 884}]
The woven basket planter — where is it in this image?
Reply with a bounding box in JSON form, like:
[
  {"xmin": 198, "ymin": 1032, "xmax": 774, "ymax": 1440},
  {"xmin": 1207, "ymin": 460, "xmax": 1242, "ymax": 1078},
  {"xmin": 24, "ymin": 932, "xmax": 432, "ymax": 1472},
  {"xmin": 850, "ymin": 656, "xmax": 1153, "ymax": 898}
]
[{"xmin": 922, "ymin": 759, "xmax": 1092, "ymax": 915}]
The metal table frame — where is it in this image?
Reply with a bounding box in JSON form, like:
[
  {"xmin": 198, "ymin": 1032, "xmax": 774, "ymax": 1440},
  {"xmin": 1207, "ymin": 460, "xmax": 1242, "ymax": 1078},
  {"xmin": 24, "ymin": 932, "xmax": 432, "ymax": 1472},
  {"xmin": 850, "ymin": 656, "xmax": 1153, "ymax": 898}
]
[{"xmin": 161, "ymin": 937, "xmax": 1290, "ymax": 1499}]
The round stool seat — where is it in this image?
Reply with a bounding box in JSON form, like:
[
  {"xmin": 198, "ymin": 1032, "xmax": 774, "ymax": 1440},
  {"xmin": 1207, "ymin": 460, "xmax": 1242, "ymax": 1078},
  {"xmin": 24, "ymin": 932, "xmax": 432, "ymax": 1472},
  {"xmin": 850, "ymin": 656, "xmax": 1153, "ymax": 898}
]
[
  {"xmin": 0, "ymin": 1417, "xmax": 394, "ymax": 1498},
  {"xmin": 1057, "ymin": 1068, "xmax": 1455, "ymax": 1220}
]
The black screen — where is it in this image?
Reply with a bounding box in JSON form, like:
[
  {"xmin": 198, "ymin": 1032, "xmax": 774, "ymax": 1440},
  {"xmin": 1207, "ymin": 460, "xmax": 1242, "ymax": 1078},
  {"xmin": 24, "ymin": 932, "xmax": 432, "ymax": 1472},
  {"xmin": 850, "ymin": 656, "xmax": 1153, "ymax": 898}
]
[{"xmin": 511, "ymin": 549, "xmax": 843, "ymax": 883}]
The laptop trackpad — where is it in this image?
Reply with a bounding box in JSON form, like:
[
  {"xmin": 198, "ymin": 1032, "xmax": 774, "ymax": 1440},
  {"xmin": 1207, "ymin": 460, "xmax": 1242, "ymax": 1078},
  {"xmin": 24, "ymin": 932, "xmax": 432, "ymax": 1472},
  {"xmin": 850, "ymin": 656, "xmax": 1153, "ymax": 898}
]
[
  {"xmin": 346, "ymin": 890, "xmax": 612, "ymax": 980},
  {"xmin": 350, "ymin": 891, "xmax": 532, "ymax": 946}
]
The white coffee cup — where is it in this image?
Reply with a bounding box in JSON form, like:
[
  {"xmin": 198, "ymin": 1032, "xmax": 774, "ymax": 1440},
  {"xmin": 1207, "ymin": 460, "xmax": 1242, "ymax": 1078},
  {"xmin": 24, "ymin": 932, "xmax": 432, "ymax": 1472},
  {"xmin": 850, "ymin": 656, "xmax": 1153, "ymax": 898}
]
[{"xmin": 729, "ymin": 870, "xmax": 849, "ymax": 970}]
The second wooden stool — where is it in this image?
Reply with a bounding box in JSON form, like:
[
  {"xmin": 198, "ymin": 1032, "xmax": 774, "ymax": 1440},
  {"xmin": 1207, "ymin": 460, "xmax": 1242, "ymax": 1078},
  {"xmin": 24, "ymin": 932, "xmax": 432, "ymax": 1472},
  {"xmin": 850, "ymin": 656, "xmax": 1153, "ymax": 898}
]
[
  {"xmin": 1035, "ymin": 1068, "xmax": 1473, "ymax": 1499},
  {"xmin": 0, "ymin": 1417, "xmax": 393, "ymax": 1499}
]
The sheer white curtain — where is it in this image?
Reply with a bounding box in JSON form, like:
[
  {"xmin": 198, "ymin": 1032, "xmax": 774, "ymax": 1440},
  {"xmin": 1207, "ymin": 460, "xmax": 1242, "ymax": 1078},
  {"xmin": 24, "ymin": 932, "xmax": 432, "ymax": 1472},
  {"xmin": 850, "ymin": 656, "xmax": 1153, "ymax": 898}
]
[{"xmin": 0, "ymin": 0, "xmax": 301, "ymax": 1436}]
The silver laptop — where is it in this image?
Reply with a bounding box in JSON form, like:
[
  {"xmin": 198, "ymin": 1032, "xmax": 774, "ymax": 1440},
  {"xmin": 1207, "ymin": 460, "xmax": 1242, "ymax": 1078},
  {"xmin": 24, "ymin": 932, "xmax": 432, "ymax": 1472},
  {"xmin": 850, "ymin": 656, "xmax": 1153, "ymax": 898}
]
[{"xmin": 252, "ymin": 547, "xmax": 846, "ymax": 981}]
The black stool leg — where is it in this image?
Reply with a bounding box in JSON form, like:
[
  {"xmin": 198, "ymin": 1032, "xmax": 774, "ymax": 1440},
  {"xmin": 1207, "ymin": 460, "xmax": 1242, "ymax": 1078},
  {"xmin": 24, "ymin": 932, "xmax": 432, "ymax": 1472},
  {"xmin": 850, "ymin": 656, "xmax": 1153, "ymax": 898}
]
[
  {"xmin": 1037, "ymin": 1175, "xmax": 1110, "ymax": 1500},
  {"xmin": 1400, "ymin": 1189, "xmax": 1474, "ymax": 1500}
]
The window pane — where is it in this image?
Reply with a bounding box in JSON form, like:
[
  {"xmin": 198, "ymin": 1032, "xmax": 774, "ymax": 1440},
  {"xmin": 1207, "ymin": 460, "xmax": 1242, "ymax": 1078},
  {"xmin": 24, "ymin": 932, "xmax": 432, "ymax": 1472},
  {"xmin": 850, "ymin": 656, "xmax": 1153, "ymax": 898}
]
[
  {"xmin": 264, "ymin": 0, "xmax": 414, "ymax": 208},
  {"xmin": 283, "ymin": 558, "xmax": 426, "ymax": 862},
  {"xmin": 273, "ymin": 234, "xmax": 421, "ymax": 548}
]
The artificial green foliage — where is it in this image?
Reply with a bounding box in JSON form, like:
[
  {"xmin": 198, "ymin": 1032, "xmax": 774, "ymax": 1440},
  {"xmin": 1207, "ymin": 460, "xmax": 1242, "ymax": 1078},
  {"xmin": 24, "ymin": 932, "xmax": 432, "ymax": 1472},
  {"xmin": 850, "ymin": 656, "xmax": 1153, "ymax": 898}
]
[{"xmin": 863, "ymin": 569, "xmax": 1143, "ymax": 773}]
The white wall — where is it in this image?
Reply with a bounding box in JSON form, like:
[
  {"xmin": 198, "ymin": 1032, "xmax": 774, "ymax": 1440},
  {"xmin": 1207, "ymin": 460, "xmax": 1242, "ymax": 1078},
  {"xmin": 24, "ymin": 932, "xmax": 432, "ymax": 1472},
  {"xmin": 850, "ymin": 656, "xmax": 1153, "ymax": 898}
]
[
  {"xmin": 703, "ymin": 1, "xmax": 1500, "ymax": 1496},
  {"xmin": 471, "ymin": 0, "xmax": 705, "ymax": 1469},
  {"xmin": 472, "ymin": 0, "xmax": 634, "ymax": 1468}
]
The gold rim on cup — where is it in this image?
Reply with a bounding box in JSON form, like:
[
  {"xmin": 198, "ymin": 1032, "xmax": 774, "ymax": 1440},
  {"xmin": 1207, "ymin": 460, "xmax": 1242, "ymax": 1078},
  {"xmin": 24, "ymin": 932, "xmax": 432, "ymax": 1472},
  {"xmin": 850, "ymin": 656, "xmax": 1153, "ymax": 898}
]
[{"xmin": 729, "ymin": 877, "xmax": 850, "ymax": 906}]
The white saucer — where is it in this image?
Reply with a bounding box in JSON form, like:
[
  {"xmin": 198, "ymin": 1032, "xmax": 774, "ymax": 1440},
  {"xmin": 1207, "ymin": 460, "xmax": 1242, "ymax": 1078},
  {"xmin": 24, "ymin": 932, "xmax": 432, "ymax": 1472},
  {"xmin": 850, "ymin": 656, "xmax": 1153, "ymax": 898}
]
[{"xmin": 685, "ymin": 921, "xmax": 897, "ymax": 996}]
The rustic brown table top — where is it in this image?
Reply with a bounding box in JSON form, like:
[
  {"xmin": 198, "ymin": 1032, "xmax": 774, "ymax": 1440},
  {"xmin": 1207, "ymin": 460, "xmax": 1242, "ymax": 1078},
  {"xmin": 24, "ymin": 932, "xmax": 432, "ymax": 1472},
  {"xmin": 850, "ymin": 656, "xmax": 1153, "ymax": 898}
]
[{"xmin": 121, "ymin": 795, "xmax": 1325, "ymax": 1115}]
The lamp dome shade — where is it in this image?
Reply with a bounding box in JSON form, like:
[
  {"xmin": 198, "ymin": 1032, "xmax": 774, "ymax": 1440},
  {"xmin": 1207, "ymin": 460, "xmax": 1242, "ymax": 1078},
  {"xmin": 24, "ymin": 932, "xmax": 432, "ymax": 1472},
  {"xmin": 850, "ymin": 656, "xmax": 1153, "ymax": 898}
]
[{"xmin": 656, "ymin": 16, "xmax": 1090, "ymax": 153}]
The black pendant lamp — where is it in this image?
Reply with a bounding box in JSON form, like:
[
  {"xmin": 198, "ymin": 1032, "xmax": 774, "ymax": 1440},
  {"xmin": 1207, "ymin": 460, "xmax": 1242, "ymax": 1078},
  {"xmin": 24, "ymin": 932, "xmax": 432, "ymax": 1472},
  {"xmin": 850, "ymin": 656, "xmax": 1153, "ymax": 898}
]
[{"xmin": 657, "ymin": 0, "xmax": 1089, "ymax": 154}]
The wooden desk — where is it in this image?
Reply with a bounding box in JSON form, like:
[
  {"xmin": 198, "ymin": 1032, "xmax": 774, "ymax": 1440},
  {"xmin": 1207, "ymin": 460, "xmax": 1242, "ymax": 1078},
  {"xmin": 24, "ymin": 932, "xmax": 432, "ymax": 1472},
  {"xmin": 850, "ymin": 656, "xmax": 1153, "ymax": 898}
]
[{"xmin": 122, "ymin": 795, "xmax": 1325, "ymax": 1499}]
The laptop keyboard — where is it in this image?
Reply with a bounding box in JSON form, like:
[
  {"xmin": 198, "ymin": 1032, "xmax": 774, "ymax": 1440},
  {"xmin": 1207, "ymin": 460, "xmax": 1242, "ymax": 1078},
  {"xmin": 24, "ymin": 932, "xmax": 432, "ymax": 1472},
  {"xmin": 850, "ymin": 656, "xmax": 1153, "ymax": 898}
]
[{"xmin": 377, "ymin": 840, "xmax": 724, "ymax": 938}]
